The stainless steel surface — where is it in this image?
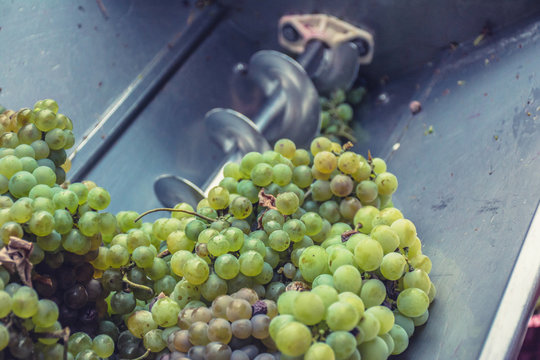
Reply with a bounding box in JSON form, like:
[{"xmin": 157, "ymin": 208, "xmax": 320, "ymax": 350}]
[{"xmin": 479, "ymin": 201, "xmax": 540, "ymax": 360}]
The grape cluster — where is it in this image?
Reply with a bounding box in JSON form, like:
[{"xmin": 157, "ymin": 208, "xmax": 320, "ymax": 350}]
[
  {"xmin": 0, "ymin": 102, "xmax": 114, "ymax": 359},
  {"xmin": 0, "ymin": 99, "xmax": 435, "ymax": 360},
  {"xmin": 320, "ymin": 88, "xmax": 366, "ymax": 144}
]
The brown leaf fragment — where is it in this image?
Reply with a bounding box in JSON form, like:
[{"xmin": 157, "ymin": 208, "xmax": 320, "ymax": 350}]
[
  {"xmin": 341, "ymin": 230, "xmax": 360, "ymax": 242},
  {"xmin": 0, "ymin": 236, "xmax": 34, "ymax": 287},
  {"xmin": 258, "ymin": 189, "xmax": 277, "ymax": 210},
  {"xmin": 367, "ymin": 150, "xmax": 373, "ymax": 163},
  {"xmin": 285, "ymin": 281, "xmax": 311, "ymax": 292},
  {"xmin": 343, "ymin": 141, "xmax": 354, "ymax": 151}
]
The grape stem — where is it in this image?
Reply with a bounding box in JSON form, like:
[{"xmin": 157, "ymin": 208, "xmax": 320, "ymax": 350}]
[
  {"xmin": 134, "ymin": 208, "xmax": 216, "ymax": 223},
  {"xmin": 133, "ymin": 349, "xmax": 151, "ymax": 360},
  {"xmin": 157, "ymin": 249, "xmax": 170, "ymax": 258},
  {"xmin": 122, "ymin": 274, "xmax": 154, "ymax": 294}
]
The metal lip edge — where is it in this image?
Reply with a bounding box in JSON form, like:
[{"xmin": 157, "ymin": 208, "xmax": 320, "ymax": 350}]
[
  {"xmin": 67, "ymin": 3, "xmax": 227, "ymax": 182},
  {"xmin": 478, "ymin": 200, "xmax": 540, "ymax": 360}
]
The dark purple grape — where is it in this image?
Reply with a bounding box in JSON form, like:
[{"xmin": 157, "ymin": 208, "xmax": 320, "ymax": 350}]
[
  {"xmin": 99, "ymin": 320, "xmax": 120, "ymax": 343},
  {"xmin": 127, "ymin": 267, "xmax": 147, "ymax": 284},
  {"xmin": 34, "ymin": 275, "xmax": 57, "ymax": 297},
  {"xmin": 101, "ymin": 269, "xmax": 123, "ymax": 292},
  {"xmin": 80, "ymin": 305, "xmax": 99, "ymax": 324},
  {"xmin": 64, "ymin": 251, "xmax": 85, "ymax": 265},
  {"xmin": 75, "ymin": 262, "xmax": 94, "ymax": 283},
  {"xmin": 86, "ymin": 279, "xmax": 103, "ymax": 301},
  {"xmin": 76, "ymin": 323, "xmax": 99, "ymax": 338},
  {"xmin": 9, "ymin": 335, "xmax": 33, "ymax": 359},
  {"xmin": 45, "ymin": 251, "xmax": 64, "ymax": 268},
  {"xmin": 95, "ymin": 298, "xmax": 108, "ymax": 318},
  {"xmin": 59, "ymin": 305, "xmax": 78, "ymax": 325},
  {"xmin": 64, "ymin": 283, "xmax": 88, "ymax": 309},
  {"xmin": 57, "ymin": 268, "xmax": 76, "ymax": 290}
]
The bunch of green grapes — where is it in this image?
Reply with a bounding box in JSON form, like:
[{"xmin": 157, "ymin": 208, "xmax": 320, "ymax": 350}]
[
  {"xmin": 0, "ymin": 103, "xmax": 116, "ymax": 359},
  {"xmin": 320, "ymin": 87, "xmax": 366, "ymax": 144}
]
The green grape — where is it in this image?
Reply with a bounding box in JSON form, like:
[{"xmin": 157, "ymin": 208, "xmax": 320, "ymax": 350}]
[
  {"xmin": 240, "ymin": 237, "xmax": 266, "ymax": 256},
  {"xmin": 428, "ymin": 281, "xmax": 437, "ymax": 303},
  {"xmin": 314, "ymin": 151, "xmax": 337, "ymax": 174},
  {"xmin": 301, "ymin": 212, "xmax": 323, "ymax": 236},
  {"xmin": 251, "ymin": 162, "xmax": 273, "ymax": 187},
  {"xmin": 126, "ymin": 229, "xmax": 151, "ymax": 252},
  {"xmin": 283, "ymin": 219, "xmax": 306, "ymax": 242},
  {"xmin": 12, "ymin": 286, "xmax": 39, "ymax": 318},
  {"xmin": 29, "ymin": 184, "xmax": 52, "ymax": 199},
  {"xmin": 337, "ymin": 151, "xmax": 359, "ymax": 175},
  {"xmin": 272, "ymin": 163, "xmax": 293, "ymax": 186},
  {"xmin": 227, "ymin": 196, "xmax": 252, "ymax": 220},
  {"xmin": 90, "ymin": 247, "xmax": 109, "ymax": 270},
  {"xmin": 35, "ymin": 109, "xmax": 57, "ymax": 131},
  {"xmin": 98, "ymin": 211, "xmax": 116, "ymax": 234},
  {"xmin": 282, "ymin": 183, "xmax": 305, "ymax": 206},
  {"xmin": 32, "ymin": 299, "xmax": 59, "ymax": 327},
  {"xmin": 33, "ymin": 196, "xmax": 55, "ymax": 214},
  {"xmin": 201, "ymin": 272, "xmax": 228, "ymax": 301},
  {"xmin": 354, "ymin": 238, "xmax": 383, "ymax": 271},
  {"xmin": 0, "ymin": 208, "xmax": 10, "ymax": 227},
  {"xmin": 299, "ymin": 245, "xmax": 329, "ymax": 282},
  {"xmin": 310, "ymin": 136, "xmax": 332, "ymax": 156},
  {"xmin": 1, "ymin": 132, "xmax": 19, "ymax": 148},
  {"xmin": 380, "ymin": 252, "xmax": 406, "ymax": 280},
  {"xmin": 154, "ymin": 275, "xmax": 176, "ymax": 296},
  {"xmin": 0, "ymin": 324, "xmax": 8, "ymax": 351},
  {"xmin": 0, "ymin": 221, "xmax": 23, "ymax": 244},
  {"xmin": 35, "ymin": 322, "xmax": 62, "ymax": 345},
  {"xmin": 326, "ymin": 301, "xmax": 358, "ymax": 331},
  {"xmin": 412, "ymin": 309, "xmax": 429, "ymax": 326},
  {"xmin": 330, "ymin": 174, "xmax": 354, "ymax": 198},
  {"xmin": 184, "ymin": 256, "xmax": 210, "ymax": 285},
  {"xmin": 410, "ymin": 253, "xmax": 432, "ymax": 273},
  {"xmin": 44, "ymin": 129, "xmax": 66, "ymax": 151},
  {"xmin": 53, "ymin": 189, "xmax": 79, "ymax": 214},
  {"xmin": 371, "ymin": 157, "xmax": 387, "ymax": 174},
  {"xmin": 167, "ymin": 230, "xmax": 194, "ymax": 253},
  {"xmin": 0, "ymin": 290, "xmax": 12, "ymax": 317},
  {"xmin": 254, "ymin": 262, "xmax": 273, "ymax": 284},
  {"xmin": 319, "ymin": 200, "xmax": 340, "ymax": 223},
  {"xmin": 207, "ymin": 233, "xmax": 230, "ymax": 257},
  {"xmin": 185, "ymin": 219, "xmax": 206, "ymax": 241},
  {"xmin": 309, "ymin": 285, "xmax": 338, "ymax": 313},
  {"xmin": 304, "ymin": 342, "xmax": 335, "ymax": 360},
  {"xmin": 32, "ymin": 166, "xmax": 56, "ymax": 186},
  {"xmin": 146, "ymin": 257, "xmax": 168, "ymax": 280},
  {"xmin": 223, "ymin": 162, "xmax": 243, "ymax": 180},
  {"xmin": 262, "ymin": 150, "xmax": 283, "ymax": 166},
  {"xmin": 358, "ymin": 336, "xmax": 388, "ymax": 360},
  {"xmin": 54, "ymin": 209, "xmax": 73, "ymax": 234},
  {"xmin": 68, "ymin": 332, "xmax": 93, "ymax": 355},
  {"xmin": 356, "ymin": 180, "xmax": 378, "ymax": 203},
  {"xmin": 237, "ymin": 180, "xmax": 259, "ymax": 203},
  {"xmin": 375, "ymin": 172, "xmax": 398, "ymax": 196},
  {"xmin": 293, "ymin": 291, "xmax": 324, "ymax": 325},
  {"xmin": 0, "ymin": 174, "xmax": 7, "ymax": 193},
  {"xmin": 106, "ymin": 244, "xmax": 129, "ymax": 267},
  {"xmin": 336, "ymin": 103, "xmax": 353, "ymax": 121},
  {"xmin": 268, "ymin": 230, "xmax": 290, "ymax": 252},
  {"xmin": 397, "ymin": 288, "xmax": 429, "ymax": 317},
  {"xmin": 238, "ymin": 250, "xmax": 264, "ymax": 276},
  {"xmin": 28, "ymin": 210, "xmax": 55, "ymax": 236},
  {"xmin": 206, "ymin": 186, "xmax": 229, "ymax": 210},
  {"xmin": 18, "ymin": 123, "xmax": 42, "ymax": 144},
  {"xmin": 240, "ymin": 152, "xmax": 263, "ymax": 176},
  {"xmin": 223, "ymin": 227, "xmax": 244, "ymax": 252},
  {"xmin": 353, "ymin": 205, "xmax": 379, "ymax": 234},
  {"xmin": 8, "ymin": 170, "xmax": 36, "ymax": 197},
  {"xmin": 87, "ymin": 187, "xmax": 110, "ymax": 210},
  {"xmin": 390, "ymin": 218, "xmax": 417, "ymax": 248},
  {"xmin": 389, "ymin": 324, "xmax": 409, "ymax": 355},
  {"xmin": 366, "ymin": 305, "xmax": 395, "ymax": 335},
  {"xmin": 312, "ymin": 273, "xmax": 334, "ymax": 288},
  {"xmin": 370, "ymin": 225, "xmax": 400, "ymax": 254},
  {"xmin": 393, "ymin": 312, "xmax": 415, "ymax": 337},
  {"xmin": 68, "ymin": 183, "xmax": 88, "ymax": 204},
  {"xmin": 19, "ymin": 156, "xmax": 38, "ymax": 172},
  {"xmin": 326, "ymin": 330, "xmax": 356, "ymax": 359},
  {"xmin": 291, "ymin": 165, "xmax": 312, "ymax": 189},
  {"xmin": 403, "ymin": 269, "xmax": 431, "ymax": 294},
  {"xmin": 143, "ymin": 329, "xmax": 166, "ymax": 352},
  {"xmin": 78, "ymin": 211, "xmax": 100, "ymax": 237},
  {"xmin": 207, "ymin": 317, "xmax": 232, "ymax": 344},
  {"xmin": 338, "ymin": 197, "xmax": 361, "ymax": 220},
  {"xmin": 311, "ymin": 180, "xmax": 332, "ymax": 202},
  {"xmin": 360, "ymin": 279, "xmax": 387, "ymax": 308},
  {"xmin": 91, "ymin": 334, "xmax": 115, "ymax": 358},
  {"xmin": 169, "ymin": 249, "xmax": 191, "ymax": 277},
  {"xmin": 291, "ymin": 148, "xmax": 311, "ymax": 166},
  {"xmin": 332, "ymin": 264, "xmax": 362, "ymax": 293},
  {"xmin": 14, "ymin": 144, "xmax": 35, "ymax": 158},
  {"xmin": 132, "ymin": 246, "xmax": 155, "ymax": 268},
  {"xmin": 269, "ymin": 314, "xmax": 295, "ymax": 340},
  {"xmin": 274, "ymin": 321, "xmax": 312, "ymax": 356},
  {"xmin": 274, "ymin": 138, "xmax": 296, "ymax": 159},
  {"xmin": 31, "ymin": 140, "xmax": 50, "ymax": 159},
  {"xmin": 63, "ymin": 129, "xmax": 75, "ymax": 149},
  {"xmin": 9, "ymin": 197, "xmax": 33, "ymax": 223}
]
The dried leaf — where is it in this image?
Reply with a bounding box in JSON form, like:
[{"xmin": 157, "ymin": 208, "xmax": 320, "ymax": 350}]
[
  {"xmin": 285, "ymin": 281, "xmax": 311, "ymax": 292},
  {"xmin": 258, "ymin": 189, "xmax": 277, "ymax": 210},
  {"xmin": 0, "ymin": 237, "xmax": 34, "ymax": 287},
  {"xmin": 341, "ymin": 230, "xmax": 360, "ymax": 242}
]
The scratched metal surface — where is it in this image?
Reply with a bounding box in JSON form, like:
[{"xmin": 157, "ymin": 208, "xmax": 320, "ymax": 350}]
[{"xmin": 353, "ymin": 17, "xmax": 540, "ymax": 359}]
